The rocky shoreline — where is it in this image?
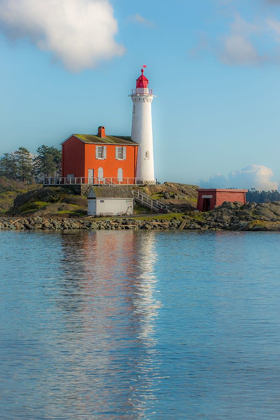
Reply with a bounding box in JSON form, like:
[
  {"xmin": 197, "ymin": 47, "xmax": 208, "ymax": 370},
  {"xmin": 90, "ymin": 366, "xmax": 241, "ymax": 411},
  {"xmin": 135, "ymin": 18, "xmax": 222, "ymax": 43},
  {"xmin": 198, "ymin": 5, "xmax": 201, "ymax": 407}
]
[{"xmin": 2, "ymin": 201, "xmax": 280, "ymax": 231}]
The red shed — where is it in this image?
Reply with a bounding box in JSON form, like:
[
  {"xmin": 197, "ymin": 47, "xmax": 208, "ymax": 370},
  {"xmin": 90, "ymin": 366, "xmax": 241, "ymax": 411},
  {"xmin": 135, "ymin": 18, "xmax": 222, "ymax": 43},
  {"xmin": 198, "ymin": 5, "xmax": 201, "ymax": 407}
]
[
  {"xmin": 197, "ymin": 189, "xmax": 248, "ymax": 212},
  {"xmin": 61, "ymin": 126, "xmax": 138, "ymax": 185}
]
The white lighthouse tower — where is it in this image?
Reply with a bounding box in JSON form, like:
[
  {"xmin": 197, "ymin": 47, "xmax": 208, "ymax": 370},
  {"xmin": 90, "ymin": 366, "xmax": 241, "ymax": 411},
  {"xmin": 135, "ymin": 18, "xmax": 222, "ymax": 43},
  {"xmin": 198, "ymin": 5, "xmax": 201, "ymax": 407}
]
[{"xmin": 131, "ymin": 67, "xmax": 155, "ymax": 184}]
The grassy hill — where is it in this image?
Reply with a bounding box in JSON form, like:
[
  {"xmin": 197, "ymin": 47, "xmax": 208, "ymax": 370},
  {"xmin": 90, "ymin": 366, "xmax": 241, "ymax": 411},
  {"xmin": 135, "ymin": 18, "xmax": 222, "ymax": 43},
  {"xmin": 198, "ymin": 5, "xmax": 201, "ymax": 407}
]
[
  {"xmin": 9, "ymin": 186, "xmax": 88, "ymax": 217},
  {"xmin": 141, "ymin": 182, "xmax": 198, "ymax": 212},
  {"xmin": 0, "ymin": 177, "xmax": 199, "ymax": 217},
  {"xmin": 0, "ymin": 178, "xmax": 40, "ymax": 214}
]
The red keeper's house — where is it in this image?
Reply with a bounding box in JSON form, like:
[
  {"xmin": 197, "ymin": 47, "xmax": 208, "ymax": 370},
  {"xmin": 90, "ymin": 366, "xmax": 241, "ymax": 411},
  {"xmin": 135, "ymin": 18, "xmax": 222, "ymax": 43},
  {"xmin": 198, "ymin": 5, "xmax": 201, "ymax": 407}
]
[
  {"xmin": 61, "ymin": 126, "xmax": 138, "ymax": 185},
  {"xmin": 197, "ymin": 189, "xmax": 248, "ymax": 212}
]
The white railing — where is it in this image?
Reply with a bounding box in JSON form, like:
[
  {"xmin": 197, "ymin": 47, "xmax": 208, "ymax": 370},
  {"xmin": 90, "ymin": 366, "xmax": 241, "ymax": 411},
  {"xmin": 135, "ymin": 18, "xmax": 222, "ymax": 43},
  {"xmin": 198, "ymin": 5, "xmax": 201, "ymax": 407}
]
[
  {"xmin": 131, "ymin": 88, "xmax": 153, "ymax": 95},
  {"xmin": 43, "ymin": 177, "xmax": 144, "ymax": 186},
  {"xmin": 133, "ymin": 190, "xmax": 169, "ymax": 212}
]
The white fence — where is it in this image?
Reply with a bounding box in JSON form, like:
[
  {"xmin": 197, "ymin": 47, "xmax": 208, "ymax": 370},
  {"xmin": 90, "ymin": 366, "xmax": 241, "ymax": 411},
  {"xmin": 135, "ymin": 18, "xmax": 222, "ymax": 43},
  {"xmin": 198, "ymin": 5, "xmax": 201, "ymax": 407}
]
[{"xmin": 43, "ymin": 177, "xmax": 144, "ymax": 186}]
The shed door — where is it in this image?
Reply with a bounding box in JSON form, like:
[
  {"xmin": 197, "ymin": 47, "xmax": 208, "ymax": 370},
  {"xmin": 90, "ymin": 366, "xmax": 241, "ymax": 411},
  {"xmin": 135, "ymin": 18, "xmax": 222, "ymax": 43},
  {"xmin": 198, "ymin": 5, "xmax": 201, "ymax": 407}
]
[
  {"xmin": 202, "ymin": 198, "xmax": 211, "ymax": 212},
  {"xmin": 88, "ymin": 199, "xmax": 96, "ymax": 216}
]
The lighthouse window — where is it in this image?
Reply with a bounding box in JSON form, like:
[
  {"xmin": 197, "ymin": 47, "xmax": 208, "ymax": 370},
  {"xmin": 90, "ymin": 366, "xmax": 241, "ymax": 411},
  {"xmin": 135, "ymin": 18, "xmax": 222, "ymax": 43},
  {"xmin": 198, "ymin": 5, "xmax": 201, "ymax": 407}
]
[
  {"xmin": 145, "ymin": 151, "xmax": 150, "ymax": 159},
  {"xmin": 96, "ymin": 146, "xmax": 107, "ymax": 160},
  {"xmin": 115, "ymin": 147, "xmax": 126, "ymax": 160},
  {"xmin": 133, "ymin": 105, "xmax": 135, "ymax": 114}
]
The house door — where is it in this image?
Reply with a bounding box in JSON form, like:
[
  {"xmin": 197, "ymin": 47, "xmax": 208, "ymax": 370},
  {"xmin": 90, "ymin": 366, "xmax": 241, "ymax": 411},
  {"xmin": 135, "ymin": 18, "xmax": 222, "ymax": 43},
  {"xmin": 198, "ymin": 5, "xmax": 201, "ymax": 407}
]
[
  {"xmin": 88, "ymin": 169, "xmax": 94, "ymax": 184},
  {"xmin": 98, "ymin": 167, "xmax": 104, "ymax": 183}
]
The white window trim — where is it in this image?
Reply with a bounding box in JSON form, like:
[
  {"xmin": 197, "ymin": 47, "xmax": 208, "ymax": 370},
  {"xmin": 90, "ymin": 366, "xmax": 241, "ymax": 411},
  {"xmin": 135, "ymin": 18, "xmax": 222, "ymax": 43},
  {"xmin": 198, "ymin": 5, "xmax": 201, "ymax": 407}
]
[
  {"xmin": 96, "ymin": 146, "xmax": 107, "ymax": 160},
  {"xmin": 115, "ymin": 146, "xmax": 126, "ymax": 161}
]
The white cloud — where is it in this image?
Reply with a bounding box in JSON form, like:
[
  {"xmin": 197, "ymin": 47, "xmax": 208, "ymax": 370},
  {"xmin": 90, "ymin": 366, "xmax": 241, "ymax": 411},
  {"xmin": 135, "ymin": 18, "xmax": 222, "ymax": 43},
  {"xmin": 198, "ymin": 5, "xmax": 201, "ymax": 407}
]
[
  {"xmin": 200, "ymin": 165, "xmax": 278, "ymax": 191},
  {"xmin": 190, "ymin": 2, "xmax": 280, "ymax": 66},
  {"xmin": 199, "ymin": 173, "xmax": 230, "ymax": 189},
  {"xmin": 128, "ymin": 14, "xmax": 154, "ymax": 28},
  {"xmin": 219, "ymin": 15, "xmax": 266, "ymax": 66},
  {"xmin": 229, "ymin": 165, "xmax": 278, "ymax": 190},
  {"xmin": 0, "ymin": 0, "xmax": 125, "ymax": 72},
  {"xmin": 267, "ymin": 18, "xmax": 280, "ymax": 39},
  {"xmin": 221, "ymin": 35, "xmax": 263, "ymax": 65}
]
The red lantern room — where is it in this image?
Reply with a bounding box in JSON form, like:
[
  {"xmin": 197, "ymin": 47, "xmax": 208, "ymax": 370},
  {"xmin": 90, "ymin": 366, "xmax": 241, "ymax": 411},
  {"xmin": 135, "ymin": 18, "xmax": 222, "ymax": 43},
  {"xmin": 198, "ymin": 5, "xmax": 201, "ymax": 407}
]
[{"xmin": 136, "ymin": 67, "xmax": 149, "ymax": 88}]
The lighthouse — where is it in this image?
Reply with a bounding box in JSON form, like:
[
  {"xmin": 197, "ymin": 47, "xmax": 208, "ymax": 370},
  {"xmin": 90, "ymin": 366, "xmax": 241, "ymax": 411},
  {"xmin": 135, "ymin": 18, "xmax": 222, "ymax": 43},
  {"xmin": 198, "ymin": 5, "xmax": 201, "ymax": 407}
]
[{"xmin": 131, "ymin": 67, "xmax": 155, "ymax": 184}]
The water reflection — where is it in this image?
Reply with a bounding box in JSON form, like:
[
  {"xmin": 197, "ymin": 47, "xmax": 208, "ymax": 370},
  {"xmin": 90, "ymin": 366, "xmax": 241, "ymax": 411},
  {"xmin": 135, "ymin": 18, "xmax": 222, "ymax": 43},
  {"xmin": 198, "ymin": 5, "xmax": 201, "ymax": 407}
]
[
  {"xmin": 58, "ymin": 231, "xmax": 161, "ymax": 418},
  {"xmin": 2, "ymin": 230, "xmax": 280, "ymax": 418}
]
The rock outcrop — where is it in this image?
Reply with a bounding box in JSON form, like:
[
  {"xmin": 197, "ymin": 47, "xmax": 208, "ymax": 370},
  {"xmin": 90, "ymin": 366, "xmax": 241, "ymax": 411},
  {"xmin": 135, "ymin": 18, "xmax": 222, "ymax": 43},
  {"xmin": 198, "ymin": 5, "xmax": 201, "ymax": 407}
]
[{"xmin": 2, "ymin": 201, "xmax": 280, "ymax": 231}]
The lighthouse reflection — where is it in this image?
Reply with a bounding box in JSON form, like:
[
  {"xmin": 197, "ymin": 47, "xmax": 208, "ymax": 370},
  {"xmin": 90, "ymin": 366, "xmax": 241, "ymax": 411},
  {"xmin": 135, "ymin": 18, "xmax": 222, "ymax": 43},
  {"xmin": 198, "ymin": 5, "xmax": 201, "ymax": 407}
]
[{"xmin": 59, "ymin": 231, "xmax": 161, "ymax": 418}]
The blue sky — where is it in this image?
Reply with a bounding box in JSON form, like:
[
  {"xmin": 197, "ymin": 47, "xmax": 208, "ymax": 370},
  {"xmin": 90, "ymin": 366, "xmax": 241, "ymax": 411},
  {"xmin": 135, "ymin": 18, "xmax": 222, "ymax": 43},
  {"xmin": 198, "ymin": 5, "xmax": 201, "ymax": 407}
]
[{"xmin": 1, "ymin": 0, "xmax": 280, "ymax": 189}]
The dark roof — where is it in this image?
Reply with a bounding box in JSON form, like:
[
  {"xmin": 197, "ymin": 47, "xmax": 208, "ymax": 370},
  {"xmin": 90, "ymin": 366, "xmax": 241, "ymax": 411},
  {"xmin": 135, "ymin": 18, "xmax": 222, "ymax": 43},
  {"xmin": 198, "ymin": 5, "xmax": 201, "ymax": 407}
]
[
  {"xmin": 88, "ymin": 186, "xmax": 134, "ymax": 199},
  {"xmin": 62, "ymin": 134, "xmax": 138, "ymax": 146},
  {"xmin": 197, "ymin": 189, "xmax": 248, "ymax": 193}
]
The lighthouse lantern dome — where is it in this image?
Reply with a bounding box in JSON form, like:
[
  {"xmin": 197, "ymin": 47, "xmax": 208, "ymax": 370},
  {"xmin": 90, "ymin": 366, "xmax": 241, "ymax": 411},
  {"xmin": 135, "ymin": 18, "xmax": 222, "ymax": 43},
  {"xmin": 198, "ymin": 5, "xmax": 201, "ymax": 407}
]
[{"xmin": 136, "ymin": 68, "xmax": 149, "ymax": 89}]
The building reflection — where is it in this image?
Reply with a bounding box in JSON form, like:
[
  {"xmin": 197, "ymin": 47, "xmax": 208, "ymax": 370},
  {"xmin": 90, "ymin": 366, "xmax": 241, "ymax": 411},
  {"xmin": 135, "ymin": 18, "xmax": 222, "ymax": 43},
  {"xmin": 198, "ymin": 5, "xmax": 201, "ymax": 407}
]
[{"xmin": 56, "ymin": 230, "xmax": 161, "ymax": 418}]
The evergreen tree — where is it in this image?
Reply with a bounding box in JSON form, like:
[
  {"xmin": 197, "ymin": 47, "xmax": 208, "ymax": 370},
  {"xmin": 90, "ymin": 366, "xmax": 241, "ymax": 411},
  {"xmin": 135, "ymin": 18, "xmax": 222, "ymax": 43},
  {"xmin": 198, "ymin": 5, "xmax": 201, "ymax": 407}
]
[
  {"xmin": 33, "ymin": 145, "xmax": 61, "ymax": 181},
  {"xmin": 0, "ymin": 153, "xmax": 17, "ymax": 179},
  {"xmin": 247, "ymin": 189, "xmax": 280, "ymax": 203},
  {"xmin": 14, "ymin": 147, "xmax": 33, "ymax": 183}
]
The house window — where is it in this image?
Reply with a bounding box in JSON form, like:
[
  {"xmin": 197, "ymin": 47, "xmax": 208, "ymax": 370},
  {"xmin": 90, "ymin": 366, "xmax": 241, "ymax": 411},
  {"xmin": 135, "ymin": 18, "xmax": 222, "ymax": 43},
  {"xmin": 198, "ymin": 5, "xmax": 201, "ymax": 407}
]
[
  {"xmin": 98, "ymin": 167, "xmax": 104, "ymax": 180},
  {"xmin": 115, "ymin": 147, "xmax": 126, "ymax": 160},
  {"xmin": 117, "ymin": 168, "xmax": 123, "ymax": 182},
  {"xmin": 96, "ymin": 146, "xmax": 107, "ymax": 160}
]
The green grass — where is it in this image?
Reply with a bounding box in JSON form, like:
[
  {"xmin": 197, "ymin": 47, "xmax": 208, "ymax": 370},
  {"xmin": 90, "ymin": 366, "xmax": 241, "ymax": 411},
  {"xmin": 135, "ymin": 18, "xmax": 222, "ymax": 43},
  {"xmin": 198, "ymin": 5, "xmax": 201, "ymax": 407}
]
[
  {"xmin": 135, "ymin": 213, "xmax": 185, "ymax": 221},
  {"xmin": 249, "ymin": 220, "xmax": 269, "ymax": 228},
  {"xmin": 192, "ymin": 212, "xmax": 206, "ymax": 221},
  {"xmin": 17, "ymin": 201, "xmax": 49, "ymax": 215},
  {"xmin": 0, "ymin": 191, "xmax": 19, "ymax": 213},
  {"xmin": 133, "ymin": 204, "xmax": 155, "ymax": 214},
  {"xmin": 58, "ymin": 211, "xmax": 87, "ymax": 216},
  {"xmin": 150, "ymin": 193, "xmax": 164, "ymax": 199}
]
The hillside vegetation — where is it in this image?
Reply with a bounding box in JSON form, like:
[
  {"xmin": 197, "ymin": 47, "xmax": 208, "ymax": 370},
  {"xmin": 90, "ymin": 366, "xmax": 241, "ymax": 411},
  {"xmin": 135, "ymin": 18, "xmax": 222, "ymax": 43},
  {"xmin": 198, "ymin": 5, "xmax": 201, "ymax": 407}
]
[
  {"xmin": 0, "ymin": 178, "xmax": 40, "ymax": 214},
  {"xmin": 2, "ymin": 181, "xmax": 199, "ymax": 217},
  {"xmin": 9, "ymin": 187, "xmax": 87, "ymax": 217},
  {"xmin": 142, "ymin": 182, "xmax": 198, "ymax": 212}
]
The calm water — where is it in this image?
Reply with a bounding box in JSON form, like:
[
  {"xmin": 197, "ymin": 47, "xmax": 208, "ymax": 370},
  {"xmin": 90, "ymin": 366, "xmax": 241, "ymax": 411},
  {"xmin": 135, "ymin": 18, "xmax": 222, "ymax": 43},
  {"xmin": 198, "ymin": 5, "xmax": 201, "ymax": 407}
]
[{"xmin": 1, "ymin": 230, "xmax": 280, "ymax": 419}]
